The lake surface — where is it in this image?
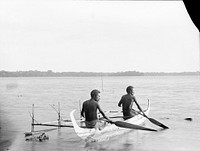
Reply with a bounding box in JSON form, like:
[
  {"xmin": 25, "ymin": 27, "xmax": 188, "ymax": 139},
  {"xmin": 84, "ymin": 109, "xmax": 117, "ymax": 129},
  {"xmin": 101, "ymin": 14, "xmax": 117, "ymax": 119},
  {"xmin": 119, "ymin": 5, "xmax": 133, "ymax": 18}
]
[{"xmin": 0, "ymin": 76, "xmax": 200, "ymax": 151}]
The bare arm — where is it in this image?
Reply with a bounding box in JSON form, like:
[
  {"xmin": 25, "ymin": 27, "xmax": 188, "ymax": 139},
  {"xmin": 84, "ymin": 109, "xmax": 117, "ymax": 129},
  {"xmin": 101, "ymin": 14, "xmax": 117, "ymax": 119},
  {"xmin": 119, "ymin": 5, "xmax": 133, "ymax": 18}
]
[
  {"xmin": 97, "ymin": 103, "xmax": 110, "ymax": 121},
  {"xmin": 81, "ymin": 103, "xmax": 85, "ymax": 118},
  {"xmin": 133, "ymin": 96, "xmax": 143, "ymax": 112},
  {"xmin": 118, "ymin": 97, "xmax": 123, "ymax": 107}
]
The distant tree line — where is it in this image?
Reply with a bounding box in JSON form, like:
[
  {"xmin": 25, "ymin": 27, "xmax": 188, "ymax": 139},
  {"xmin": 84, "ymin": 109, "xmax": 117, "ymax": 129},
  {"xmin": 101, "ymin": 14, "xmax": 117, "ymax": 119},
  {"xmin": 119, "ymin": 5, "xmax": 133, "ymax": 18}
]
[
  {"xmin": 0, "ymin": 70, "xmax": 144, "ymax": 77},
  {"xmin": 0, "ymin": 70, "xmax": 199, "ymax": 77},
  {"xmin": 144, "ymin": 72, "xmax": 200, "ymax": 76}
]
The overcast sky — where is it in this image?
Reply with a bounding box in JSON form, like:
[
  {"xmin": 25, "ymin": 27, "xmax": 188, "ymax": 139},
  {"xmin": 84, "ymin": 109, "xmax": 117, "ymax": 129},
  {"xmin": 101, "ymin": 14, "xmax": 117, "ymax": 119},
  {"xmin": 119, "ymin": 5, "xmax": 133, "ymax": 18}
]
[{"xmin": 0, "ymin": 0, "xmax": 199, "ymax": 72}]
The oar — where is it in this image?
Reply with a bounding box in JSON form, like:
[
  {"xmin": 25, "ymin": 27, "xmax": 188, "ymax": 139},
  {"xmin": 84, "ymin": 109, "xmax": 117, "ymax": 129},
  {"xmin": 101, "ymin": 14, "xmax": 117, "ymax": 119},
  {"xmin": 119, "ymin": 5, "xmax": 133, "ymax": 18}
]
[
  {"xmin": 64, "ymin": 118, "xmax": 156, "ymax": 131},
  {"xmin": 138, "ymin": 100, "xmax": 169, "ymax": 129},
  {"xmin": 108, "ymin": 120, "xmax": 157, "ymax": 131},
  {"xmin": 110, "ymin": 114, "xmax": 168, "ymax": 129}
]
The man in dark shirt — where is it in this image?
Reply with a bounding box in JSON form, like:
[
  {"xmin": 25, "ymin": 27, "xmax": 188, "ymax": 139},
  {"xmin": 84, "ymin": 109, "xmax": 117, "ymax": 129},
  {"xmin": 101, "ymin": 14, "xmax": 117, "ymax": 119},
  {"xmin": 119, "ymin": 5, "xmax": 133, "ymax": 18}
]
[
  {"xmin": 118, "ymin": 86, "xmax": 143, "ymax": 120},
  {"xmin": 81, "ymin": 89, "xmax": 110, "ymax": 129}
]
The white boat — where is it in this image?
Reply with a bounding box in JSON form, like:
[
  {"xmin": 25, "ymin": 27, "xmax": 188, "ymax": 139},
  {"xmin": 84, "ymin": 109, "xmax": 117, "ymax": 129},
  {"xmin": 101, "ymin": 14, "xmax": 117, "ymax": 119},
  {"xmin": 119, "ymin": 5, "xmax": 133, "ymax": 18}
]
[{"xmin": 70, "ymin": 100, "xmax": 151, "ymax": 142}]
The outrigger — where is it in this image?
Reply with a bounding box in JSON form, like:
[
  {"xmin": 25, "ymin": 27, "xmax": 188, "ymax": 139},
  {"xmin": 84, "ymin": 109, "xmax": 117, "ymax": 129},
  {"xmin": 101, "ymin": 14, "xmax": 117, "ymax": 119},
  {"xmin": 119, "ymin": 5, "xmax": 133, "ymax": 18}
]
[
  {"xmin": 25, "ymin": 100, "xmax": 168, "ymax": 142},
  {"xmin": 24, "ymin": 102, "xmax": 123, "ymax": 137},
  {"xmin": 24, "ymin": 102, "xmax": 73, "ymax": 138}
]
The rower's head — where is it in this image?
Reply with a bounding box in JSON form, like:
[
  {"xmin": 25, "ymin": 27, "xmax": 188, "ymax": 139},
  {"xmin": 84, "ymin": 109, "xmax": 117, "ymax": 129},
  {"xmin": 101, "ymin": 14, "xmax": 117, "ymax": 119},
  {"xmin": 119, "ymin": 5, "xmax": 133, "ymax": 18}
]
[
  {"xmin": 126, "ymin": 86, "xmax": 134, "ymax": 95},
  {"xmin": 90, "ymin": 89, "xmax": 100, "ymax": 102}
]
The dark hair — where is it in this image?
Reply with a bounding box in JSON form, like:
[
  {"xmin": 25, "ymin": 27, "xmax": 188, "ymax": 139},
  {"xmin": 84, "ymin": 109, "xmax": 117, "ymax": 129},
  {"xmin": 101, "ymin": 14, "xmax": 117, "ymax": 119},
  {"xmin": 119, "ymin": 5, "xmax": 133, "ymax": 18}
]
[
  {"xmin": 126, "ymin": 86, "xmax": 134, "ymax": 94},
  {"xmin": 90, "ymin": 89, "xmax": 100, "ymax": 98}
]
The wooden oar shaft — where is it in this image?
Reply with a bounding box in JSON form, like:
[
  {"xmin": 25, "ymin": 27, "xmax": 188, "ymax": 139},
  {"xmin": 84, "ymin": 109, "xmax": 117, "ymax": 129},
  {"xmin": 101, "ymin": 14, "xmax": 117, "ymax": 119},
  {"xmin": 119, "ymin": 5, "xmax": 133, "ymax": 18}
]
[{"xmin": 109, "ymin": 115, "xmax": 132, "ymax": 119}]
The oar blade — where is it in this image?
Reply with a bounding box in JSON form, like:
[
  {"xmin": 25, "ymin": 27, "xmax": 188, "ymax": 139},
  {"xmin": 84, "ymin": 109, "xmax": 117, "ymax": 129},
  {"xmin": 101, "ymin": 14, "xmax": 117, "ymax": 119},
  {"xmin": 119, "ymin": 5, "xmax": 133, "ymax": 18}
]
[
  {"xmin": 148, "ymin": 118, "xmax": 169, "ymax": 129},
  {"xmin": 113, "ymin": 121, "xmax": 157, "ymax": 132}
]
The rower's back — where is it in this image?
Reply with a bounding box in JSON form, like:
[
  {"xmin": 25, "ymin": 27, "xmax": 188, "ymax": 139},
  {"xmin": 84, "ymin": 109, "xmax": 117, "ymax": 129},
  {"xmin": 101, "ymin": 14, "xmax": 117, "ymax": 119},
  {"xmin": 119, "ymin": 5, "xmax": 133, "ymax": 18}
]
[{"xmin": 82, "ymin": 99, "xmax": 98, "ymax": 122}]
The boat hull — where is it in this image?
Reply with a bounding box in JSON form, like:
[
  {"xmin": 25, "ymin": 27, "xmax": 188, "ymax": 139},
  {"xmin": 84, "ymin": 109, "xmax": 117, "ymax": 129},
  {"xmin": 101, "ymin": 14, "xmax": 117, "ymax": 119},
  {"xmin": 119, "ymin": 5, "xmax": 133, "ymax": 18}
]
[{"xmin": 70, "ymin": 101, "xmax": 150, "ymax": 142}]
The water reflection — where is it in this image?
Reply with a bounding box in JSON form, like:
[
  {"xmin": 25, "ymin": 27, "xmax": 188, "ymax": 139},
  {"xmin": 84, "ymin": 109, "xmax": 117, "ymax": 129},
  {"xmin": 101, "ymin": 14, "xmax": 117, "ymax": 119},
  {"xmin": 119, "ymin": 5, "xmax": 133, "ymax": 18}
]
[{"xmin": 83, "ymin": 130, "xmax": 152, "ymax": 151}]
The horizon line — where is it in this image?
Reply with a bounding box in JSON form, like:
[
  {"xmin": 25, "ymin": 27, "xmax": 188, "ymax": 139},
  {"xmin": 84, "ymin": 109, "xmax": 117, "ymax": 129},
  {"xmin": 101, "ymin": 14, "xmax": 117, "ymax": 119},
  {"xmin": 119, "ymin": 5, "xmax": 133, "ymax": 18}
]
[{"xmin": 0, "ymin": 70, "xmax": 199, "ymax": 73}]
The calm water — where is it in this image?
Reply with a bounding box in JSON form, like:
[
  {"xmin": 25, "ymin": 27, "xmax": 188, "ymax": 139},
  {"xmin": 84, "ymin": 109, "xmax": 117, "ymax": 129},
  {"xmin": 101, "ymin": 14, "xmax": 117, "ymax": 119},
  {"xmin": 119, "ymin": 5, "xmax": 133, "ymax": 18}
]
[{"xmin": 0, "ymin": 76, "xmax": 200, "ymax": 151}]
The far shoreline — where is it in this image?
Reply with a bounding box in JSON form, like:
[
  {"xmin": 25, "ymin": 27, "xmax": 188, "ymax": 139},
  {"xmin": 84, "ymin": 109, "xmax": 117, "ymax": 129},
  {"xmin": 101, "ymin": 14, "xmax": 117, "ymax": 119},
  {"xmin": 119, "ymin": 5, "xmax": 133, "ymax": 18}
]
[{"xmin": 0, "ymin": 70, "xmax": 199, "ymax": 77}]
